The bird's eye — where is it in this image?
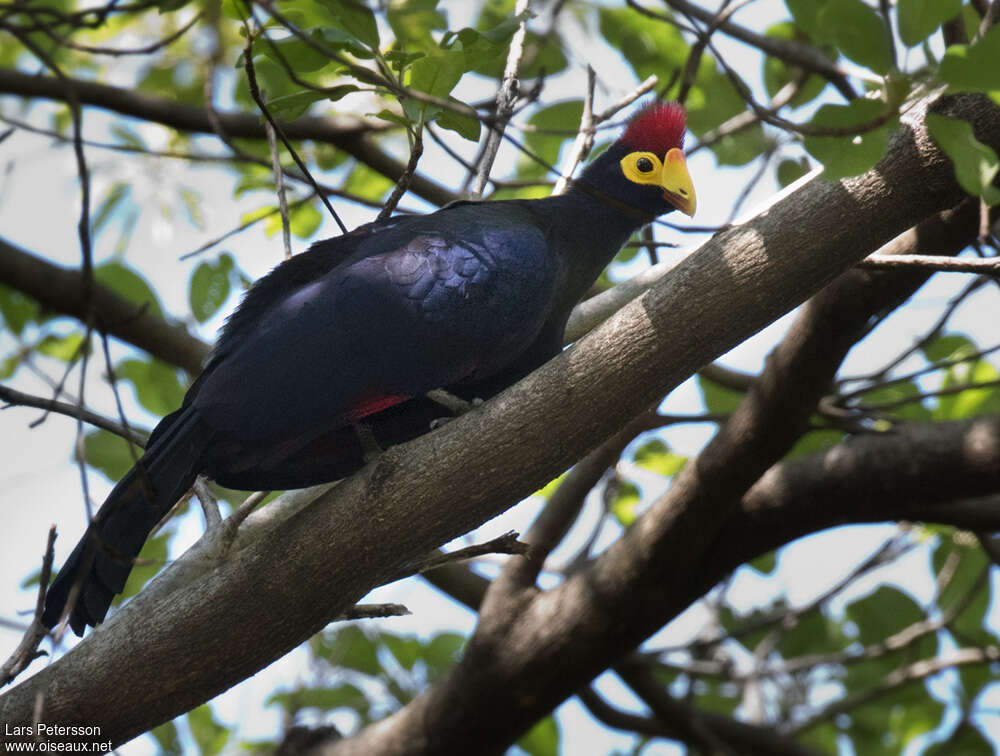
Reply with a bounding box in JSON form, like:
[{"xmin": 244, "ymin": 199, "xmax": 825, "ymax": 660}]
[{"xmin": 636, "ymin": 157, "xmax": 655, "ymax": 173}]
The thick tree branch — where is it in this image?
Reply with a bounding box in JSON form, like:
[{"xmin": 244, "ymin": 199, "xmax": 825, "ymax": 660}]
[
  {"xmin": 319, "ymin": 97, "xmax": 999, "ymax": 755},
  {"xmin": 0, "ymin": 236, "xmax": 209, "ymax": 375},
  {"xmin": 1, "ymin": 93, "xmax": 997, "ymax": 749},
  {"xmin": 0, "ymin": 68, "xmax": 459, "ymax": 207}
]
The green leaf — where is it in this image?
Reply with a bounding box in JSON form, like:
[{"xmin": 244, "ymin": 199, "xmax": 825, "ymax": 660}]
[
  {"xmin": 81, "ymin": 429, "xmax": 135, "ymax": 481},
  {"xmin": 804, "ymin": 99, "xmax": 894, "ymax": 179},
  {"xmin": 748, "ymin": 550, "xmax": 777, "ymax": 575},
  {"xmin": 926, "ymin": 113, "xmax": 1000, "ymax": 205},
  {"xmin": 240, "ymin": 205, "xmax": 277, "ymax": 226},
  {"xmin": 0, "ymin": 283, "xmax": 39, "ymax": 335},
  {"xmin": 845, "ymin": 586, "xmax": 925, "ymax": 646},
  {"xmin": 799, "ymin": 724, "xmax": 839, "ymax": 756},
  {"xmin": 435, "ymin": 105, "xmax": 481, "ymax": 142},
  {"xmin": 779, "ymin": 610, "xmax": 850, "ymax": 658},
  {"xmin": 186, "ymin": 705, "xmax": 229, "ymax": 756},
  {"xmin": 314, "ymin": 0, "xmax": 379, "ymax": 49},
  {"xmin": 268, "ymin": 683, "xmax": 368, "ymax": 714},
  {"xmin": 387, "ymin": 0, "xmax": 447, "ymax": 51},
  {"xmin": 777, "ymin": 157, "xmax": 811, "ymax": 187},
  {"xmin": 610, "ymin": 481, "xmax": 641, "ymax": 526},
  {"xmin": 117, "ymin": 358, "xmax": 186, "ymax": 417},
  {"xmin": 859, "ymin": 380, "xmax": 933, "ymax": 421},
  {"xmin": 632, "ymin": 440, "xmax": 686, "ymax": 478},
  {"xmin": 886, "ymin": 692, "xmax": 945, "ymax": 748},
  {"xmin": 258, "ymin": 34, "xmax": 331, "ymax": 73},
  {"xmin": 150, "ymin": 720, "xmax": 183, "ymax": 756},
  {"xmin": 382, "ymin": 634, "xmax": 422, "ymax": 671},
  {"xmin": 522, "ymin": 100, "xmax": 582, "ymax": 176},
  {"xmin": 710, "ymin": 125, "xmax": 768, "ymax": 167},
  {"xmin": 897, "ymin": 0, "xmax": 962, "ymax": 46},
  {"xmin": 683, "ymin": 61, "xmax": 748, "ymax": 136},
  {"xmin": 785, "ymin": 428, "xmax": 844, "ymax": 458},
  {"xmin": 762, "ymin": 23, "xmax": 827, "ymax": 107},
  {"xmin": 423, "ymin": 632, "xmax": 465, "ymax": 677},
  {"xmin": 925, "ymin": 722, "xmax": 994, "ymax": 756},
  {"xmin": 940, "ymin": 25, "xmax": 1000, "ymax": 98},
  {"xmin": 267, "ymin": 85, "xmax": 359, "ymax": 121},
  {"xmin": 91, "ymin": 182, "xmax": 130, "ymax": 238},
  {"xmin": 784, "ymin": 0, "xmax": 825, "ymax": 39},
  {"xmin": 697, "ymin": 374, "xmax": 744, "ymax": 414},
  {"xmin": 266, "ymin": 202, "xmax": 323, "ymax": 239},
  {"xmin": 37, "ymin": 331, "xmax": 86, "ymax": 362},
  {"xmin": 517, "ymin": 716, "xmax": 560, "ymax": 756},
  {"xmin": 933, "ymin": 534, "xmax": 992, "ymax": 638},
  {"xmin": 344, "ymin": 163, "xmax": 394, "ymax": 201},
  {"xmin": 473, "ymin": 0, "xmax": 565, "ymax": 79},
  {"xmin": 315, "ymin": 626, "xmax": 381, "ymax": 675},
  {"xmin": 189, "ymin": 253, "xmax": 235, "ymax": 323},
  {"xmin": 408, "ymin": 47, "xmax": 467, "ymax": 99},
  {"xmin": 599, "ymin": 7, "xmax": 688, "ymax": 83},
  {"xmin": 110, "ymin": 123, "xmax": 147, "ymax": 151},
  {"xmin": 116, "ymin": 531, "xmax": 170, "ymax": 601},
  {"xmin": 935, "ymin": 358, "xmax": 1000, "ymax": 419},
  {"xmin": 535, "ymin": 473, "xmax": 566, "ymax": 499},
  {"xmin": 818, "ymin": 0, "xmax": 893, "ymax": 75},
  {"xmin": 179, "ymin": 187, "xmax": 204, "ymax": 230},
  {"xmin": 921, "ymin": 333, "xmax": 975, "ymax": 363},
  {"xmin": 94, "ymin": 261, "xmax": 163, "ymax": 319}
]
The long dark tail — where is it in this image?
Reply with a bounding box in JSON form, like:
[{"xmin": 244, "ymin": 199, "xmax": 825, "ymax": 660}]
[{"xmin": 42, "ymin": 407, "xmax": 209, "ymax": 635}]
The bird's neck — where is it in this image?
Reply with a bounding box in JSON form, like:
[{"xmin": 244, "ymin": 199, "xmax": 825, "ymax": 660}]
[{"xmin": 540, "ymin": 185, "xmax": 648, "ymax": 299}]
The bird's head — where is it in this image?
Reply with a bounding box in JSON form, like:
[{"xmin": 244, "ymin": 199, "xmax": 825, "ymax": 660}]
[{"xmin": 578, "ymin": 101, "xmax": 696, "ymax": 219}]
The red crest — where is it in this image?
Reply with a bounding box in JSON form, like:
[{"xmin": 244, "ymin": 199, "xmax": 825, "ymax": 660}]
[{"xmin": 621, "ymin": 102, "xmax": 687, "ymax": 156}]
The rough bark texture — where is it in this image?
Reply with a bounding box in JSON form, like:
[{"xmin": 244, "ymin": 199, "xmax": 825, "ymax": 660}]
[{"xmin": 1, "ymin": 93, "xmax": 998, "ymax": 749}]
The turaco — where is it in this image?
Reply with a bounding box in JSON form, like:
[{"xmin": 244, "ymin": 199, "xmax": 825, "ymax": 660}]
[{"xmin": 42, "ymin": 101, "xmax": 696, "ymax": 635}]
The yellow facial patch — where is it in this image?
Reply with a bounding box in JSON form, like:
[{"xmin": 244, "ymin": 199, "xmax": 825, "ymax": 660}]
[
  {"xmin": 620, "ymin": 151, "xmax": 664, "ymax": 186},
  {"xmin": 619, "ymin": 148, "xmax": 696, "ymax": 216}
]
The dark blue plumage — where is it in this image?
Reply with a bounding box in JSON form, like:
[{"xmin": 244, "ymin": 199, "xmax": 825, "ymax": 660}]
[{"xmin": 42, "ymin": 102, "xmax": 695, "ymax": 634}]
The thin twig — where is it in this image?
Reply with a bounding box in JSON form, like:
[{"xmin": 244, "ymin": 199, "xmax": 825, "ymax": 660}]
[
  {"xmin": 242, "ymin": 31, "xmax": 347, "ymax": 234},
  {"xmin": 263, "ymin": 121, "xmax": 292, "ymax": 259},
  {"xmin": 858, "ymin": 253, "xmax": 1000, "ymax": 274},
  {"xmin": 786, "ymin": 646, "xmax": 1000, "ymax": 735},
  {"xmin": 179, "ymin": 194, "xmax": 316, "ymax": 261},
  {"xmin": 1, "ymin": 527, "xmax": 57, "ymax": 687},
  {"xmin": 31, "ymin": 10, "xmax": 202, "ymax": 56},
  {"xmin": 470, "ymin": 0, "xmax": 531, "ymax": 197},
  {"xmin": 0, "ymin": 384, "xmax": 147, "ymax": 443},
  {"xmin": 377, "ymin": 124, "xmax": 423, "ymax": 221},
  {"xmin": 553, "ymin": 67, "xmax": 597, "ymax": 196}
]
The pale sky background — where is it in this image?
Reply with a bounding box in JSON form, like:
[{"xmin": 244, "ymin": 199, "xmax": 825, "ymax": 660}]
[{"xmin": 2, "ymin": 1, "xmax": 1000, "ymax": 753}]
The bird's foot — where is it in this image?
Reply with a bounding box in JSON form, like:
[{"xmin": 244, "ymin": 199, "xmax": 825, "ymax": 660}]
[
  {"xmin": 426, "ymin": 389, "xmax": 483, "ymax": 429},
  {"xmin": 426, "ymin": 389, "xmax": 482, "ymax": 415},
  {"xmin": 352, "ymin": 421, "xmax": 383, "ymax": 463}
]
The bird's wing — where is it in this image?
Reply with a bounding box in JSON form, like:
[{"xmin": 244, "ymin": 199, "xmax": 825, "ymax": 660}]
[{"xmin": 192, "ymin": 206, "xmax": 558, "ymax": 441}]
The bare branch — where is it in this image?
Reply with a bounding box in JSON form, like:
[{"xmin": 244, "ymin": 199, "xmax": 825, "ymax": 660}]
[
  {"xmin": 858, "ymin": 253, "xmax": 1000, "ymax": 273},
  {"xmin": 0, "ymin": 384, "xmax": 147, "ymax": 443},
  {"xmin": 1, "ymin": 527, "xmax": 56, "ymax": 687},
  {"xmin": 0, "ymin": 69, "xmax": 458, "ymax": 207},
  {"xmin": 470, "ymin": 0, "xmax": 531, "ymax": 197}
]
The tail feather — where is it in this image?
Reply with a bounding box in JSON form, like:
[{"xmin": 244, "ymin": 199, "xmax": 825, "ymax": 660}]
[{"xmin": 42, "ymin": 407, "xmax": 208, "ymax": 635}]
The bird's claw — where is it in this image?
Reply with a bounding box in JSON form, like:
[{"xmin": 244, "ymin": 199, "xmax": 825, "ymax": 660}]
[
  {"xmin": 352, "ymin": 422, "xmax": 383, "ymax": 463},
  {"xmin": 426, "ymin": 390, "xmax": 483, "ymax": 430}
]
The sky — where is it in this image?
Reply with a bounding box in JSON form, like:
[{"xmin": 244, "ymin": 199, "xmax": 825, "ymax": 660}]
[{"xmin": 2, "ymin": 1, "xmax": 1000, "ymax": 754}]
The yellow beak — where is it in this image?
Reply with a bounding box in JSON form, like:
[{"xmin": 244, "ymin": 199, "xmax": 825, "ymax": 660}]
[{"xmin": 660, "ymin": 148, "xmax": 696, "ymax": 217}]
